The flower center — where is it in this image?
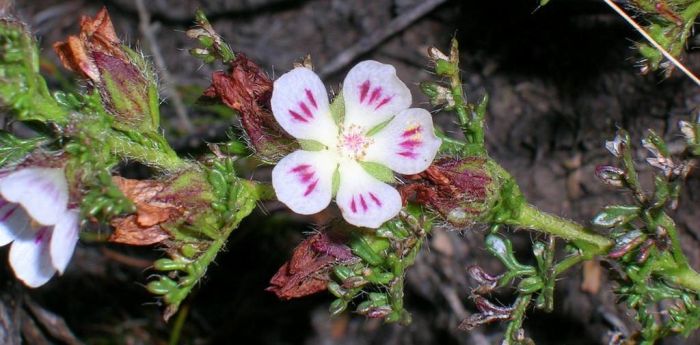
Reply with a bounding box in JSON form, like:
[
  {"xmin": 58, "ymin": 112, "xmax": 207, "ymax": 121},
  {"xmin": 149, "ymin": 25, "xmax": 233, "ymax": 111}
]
[{"xmin": 337, "ymin": 124, "xmax": 372, "ymax": 160}]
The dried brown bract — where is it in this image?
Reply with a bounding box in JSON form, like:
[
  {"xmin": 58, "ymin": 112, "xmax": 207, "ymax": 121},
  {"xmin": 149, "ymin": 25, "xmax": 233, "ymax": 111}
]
[
  {"xmin": 267, "ymin": 230, "xmax": 355, "ymax": 300},
  {"xmin": 400, "ymin": 157, "xmax": 497, "ymax": 227},
  {"xmin": 202, "ymin": 54, "xmax": 296, "ymax": 161}
]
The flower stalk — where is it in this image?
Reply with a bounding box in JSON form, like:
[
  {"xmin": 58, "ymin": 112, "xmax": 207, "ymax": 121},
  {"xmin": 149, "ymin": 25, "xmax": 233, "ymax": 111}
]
[{"xmin": 507, "ymin": 204, "xmax": 612, "ymax": 254}]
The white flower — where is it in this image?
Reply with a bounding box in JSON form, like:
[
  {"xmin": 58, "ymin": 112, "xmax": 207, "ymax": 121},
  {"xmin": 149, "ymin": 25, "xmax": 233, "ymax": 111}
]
[
  {"xmin": 271, "ymin": 61, "xmax": 441, "ymax": 228},
  {"xmin": 0, "ymin": 167, "xmax": 80, "ymax": 287}
]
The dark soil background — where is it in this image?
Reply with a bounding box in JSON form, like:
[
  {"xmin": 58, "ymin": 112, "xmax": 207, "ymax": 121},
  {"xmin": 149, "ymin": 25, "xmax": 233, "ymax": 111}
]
[{"xmin": 4, "ymin": 0, "xmax": 700, "ymax": 344}]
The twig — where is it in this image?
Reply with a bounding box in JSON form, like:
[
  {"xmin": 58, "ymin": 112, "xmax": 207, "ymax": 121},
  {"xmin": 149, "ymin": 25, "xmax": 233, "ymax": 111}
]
[
  {"xmin": 318, "ymin": 0, "xmax": 448, "ymax": 78},
  {"xmin": 134, "ymin": 0, "xmax": 194, "ymax": 132},
  {"xmin": 602, "ymin": 0, "xmax": 700, "ymax": 87}
]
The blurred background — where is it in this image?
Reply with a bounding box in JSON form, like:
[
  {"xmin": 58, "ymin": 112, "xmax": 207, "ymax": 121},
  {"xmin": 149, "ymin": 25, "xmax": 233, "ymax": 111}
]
[{"xmin": 4, "ymin": 0, "xmax": 700, "ymax": 344}]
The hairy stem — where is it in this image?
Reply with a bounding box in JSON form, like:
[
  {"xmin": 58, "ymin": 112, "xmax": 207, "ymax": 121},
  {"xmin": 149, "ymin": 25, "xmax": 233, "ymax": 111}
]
[
  {"xmin": 508, "ymin": 204, "xmax": 613, "ymax": 254},
  {"xmin": 503, "ymin": 294, "xmax": 532, "ymax": 344},
  {"xmin": 105, "ymin": 134, "xmax": 189, "ymax": 171},
  {"xmin": 512, "ymin": 205, "xmax": 700, "ymax": 293},
  {"xmin": 662, "ymin": 265, "xmax": 700, "ymax": 292}
]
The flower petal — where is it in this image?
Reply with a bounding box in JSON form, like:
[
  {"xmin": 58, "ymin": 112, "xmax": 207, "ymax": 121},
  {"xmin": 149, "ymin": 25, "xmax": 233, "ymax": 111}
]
[
  {"xmin": 271, "ymin": 67, "xmax": 338, "ymax": 146},
  {"xmin": 0, "ymin": 168, "xmax": 69, "ymax": 226},
  {"xmin": 364, "ymin": 108, "xmax": 442, "ymax": 175},
  {"xmin": 272, "ymin": 150, "xmax": 337, "ymax": 215},
  {"xmin": 50, "ymin": 209, "xmax": 80, "ymax": 274},
  {"xmin": 336, "ymin": 161, "xmax": 401, "ymax": 228},
  {"xmin": 9, "ymin": 226, "xmax": 56, "ymax": 288},
  {"xmin": 0, "ymin": 200, "xmax": 30, "ymax": 246},
  {"xmin": 342, "ymin": 61, "xmax": 411, "ymax": 129}
]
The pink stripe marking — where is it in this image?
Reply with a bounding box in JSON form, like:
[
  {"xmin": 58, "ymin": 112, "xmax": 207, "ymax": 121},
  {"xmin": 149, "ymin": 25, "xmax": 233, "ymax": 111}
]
[
  {"xmin": 369, "ymin": 192, "xmax": 382, "ymax": 207},
  {"xmin": 305, "ymin": 89, "xmax": 318, "ymax": 109},
  {"xmin": 291, "ymin": 164, "xmax": 311, "ymax": 173},
  {"xmin": 1, "ymin": 205, "xmax": 17, "ymax": 221},
  {"xmin": 34, "ymin": 227, "xmax": 49, "ymax": 245},
  {"xmin": 369, "ymin": 87, "xmax": 382, "ymax": 104},
  {"xmin": 374, "ymin": 96, "xmax": 392, "ymax": 110},
  {"xmin": 289, "ymin": 110, "xmax": 308, "ymax": 123},
  {"xmin": 359, "ymin": 80, "xmax": 370, "ymax": 103},
  {"xmin": 350, "ymin": 197, "xmax": 357, "ymax": 213},
  {"xmin": 402, "ymin": 126, "xmax": 422, "ymax": 137},
  {"xmin": 304, "ymin": 179, "xmax": 319, "ymax": 196},
  {"xmin": 359, "ymin": 194, "xmax": 368, "ymax": 212},
  {"xmin": 399, "ymin": 139, "xmax": 421, "ymax": 149},
  {"xmin": 398, "ymin": 151, "xmax": 419, "ymax": 159},
  {"xmin": 301, "ymin": 172, "xmax": 315, "ymax": 183},
  {"xmin": 299, "ymin": 102, "xmax": 314, "ymax": 118}
]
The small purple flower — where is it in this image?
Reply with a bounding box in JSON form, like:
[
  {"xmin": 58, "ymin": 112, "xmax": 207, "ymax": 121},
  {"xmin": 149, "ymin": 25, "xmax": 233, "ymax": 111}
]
[{"xmin": 0, "ymin": 167, "xmax": 79, "ymax": 287}]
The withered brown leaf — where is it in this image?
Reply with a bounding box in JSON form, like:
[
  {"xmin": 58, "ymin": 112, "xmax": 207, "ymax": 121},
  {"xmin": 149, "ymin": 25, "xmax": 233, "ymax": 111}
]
[
  {"xmin": 108, "ymin": 177, "xmax": 180, "ymax": 246},
  {"xmin": 267, "ymin": 231, "xmax": 355, "ymax": 300}
]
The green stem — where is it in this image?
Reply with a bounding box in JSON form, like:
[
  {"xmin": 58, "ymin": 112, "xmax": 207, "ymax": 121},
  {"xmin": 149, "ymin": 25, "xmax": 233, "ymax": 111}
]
[
  {"xmin": 504, "ymin": 294, "xmax": 532, "ymax": 344},
  {"xmin": 508, "ymin": 204, "xmax": 613, "ymax": 254},
  {"xmin": 168, "ymin": 302, "xmax": 190, "ymax": 345},
  {"xmin": 513, "ymin": 206, "xmax": 700, "ymax": 293},
  {"xmin": 663, "ymin": 265, "xmax": 700, "ymax": 292},
  {"xmin": 658, "ymin": 213, "xmax": 689, "ymax": 268},
  {"xmin": 554, "ymin": 254, "xmax": 585, "ymax": 276},
  {"xmin": 106, "ymin": 134, "xmax": 189, "ymax": 171}
]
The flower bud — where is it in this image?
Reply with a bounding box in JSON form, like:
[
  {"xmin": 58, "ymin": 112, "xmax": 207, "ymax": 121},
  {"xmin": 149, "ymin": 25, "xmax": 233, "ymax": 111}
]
[
  {"xmin": 468, "ymin": 265, "xmax": 502, "ymax": 294},
  {"xmin": 53, "ymin": 8, "xmax": 159, "ymax": 133},
  {"xmin": 419, "ymin": 81, "xmax": 455, "ymax": 109},
  {"xmin": 458, "ymin": 295, "xmax": 514, "ymax": 331},
  {"xmin": 427, "ymin": 46, "xmax": 449, "ymax": 62},
  {"xmin": 400, "ymin": 157, "xmax": 499, "ymax": 227},
  {"xmin": 595, "ymin": 165, "xmax": 626, "ymax": 187}
]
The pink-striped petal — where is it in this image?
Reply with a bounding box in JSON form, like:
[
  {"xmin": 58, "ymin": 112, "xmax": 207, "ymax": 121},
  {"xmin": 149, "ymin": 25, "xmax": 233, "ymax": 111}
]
[
  {"xmin": 0, "ymin": 200, "xmax": 30, "ymax": 246},
  {"xmin": 342, "ymin": 61, "xmax": 411, "ymax": 130},
  {"xmin": 364, "ymin": 108, "xmax": 441, "ymax": 175},
  {"xmin": 9, "ymin": 226, "xmax": 56, "ymax": 288},
  {"xmin": 50, "ymin": 209, "xmax": 80, "ymax": 274},
  {"xmin": 272, "ymin": 150, "xmax": 337, "ymax": 215},
  {"xmin": 335, "ymin": 161, "xmax": 401, "ymax": 228},
  {"xmin": 271, "ymin": 67, "xmax": 338, "ymax": 146},
  {"xmin": 0, "ymin": 168, "xmax": 69, "ymax": 226}
]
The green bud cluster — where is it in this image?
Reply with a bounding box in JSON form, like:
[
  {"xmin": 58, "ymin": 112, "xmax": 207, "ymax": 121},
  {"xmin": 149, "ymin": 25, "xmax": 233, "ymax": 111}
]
[
  {"xmin": 147, "ymin": 158, "xmax": 259, "ymax": 320},
  {"xmin": 328, "ymin": 205, "xmax": 430, "ymax": 324}
]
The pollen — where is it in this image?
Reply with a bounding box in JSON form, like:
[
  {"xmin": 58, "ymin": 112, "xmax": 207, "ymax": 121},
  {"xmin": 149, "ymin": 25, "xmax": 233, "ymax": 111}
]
[{"xmin": 338, "ymin": 124, "xmax": 373, "ymax": 160}]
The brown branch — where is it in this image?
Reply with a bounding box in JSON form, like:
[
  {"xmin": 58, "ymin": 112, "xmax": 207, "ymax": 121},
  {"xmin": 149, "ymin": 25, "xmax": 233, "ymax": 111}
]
[{"xmin": 318, "ymin": 0, "xmax": 448, "ymax": 78}]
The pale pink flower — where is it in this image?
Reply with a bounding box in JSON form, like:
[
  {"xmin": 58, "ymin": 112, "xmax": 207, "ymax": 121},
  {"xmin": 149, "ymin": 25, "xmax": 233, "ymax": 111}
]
[
  {"xmin": 271, "ymin": 61, "xmax": 441, "ymax": 228},
  {"xmin": 0, "ymin": 167, "xmax": 79, "ymax": 287}
]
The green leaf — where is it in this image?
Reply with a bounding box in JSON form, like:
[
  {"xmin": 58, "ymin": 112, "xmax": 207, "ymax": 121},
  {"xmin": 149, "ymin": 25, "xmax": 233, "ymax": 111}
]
[
  {"xmin": 592, "ymin": 205, "xmax": 640, "ymax": 228},
  {"xmin": 366, "ymin": 116, "xmax": 394, "ymax": 137},
  {"xmin": 0, "ymin": 19, "xmax": 68, "ymax": 124},
  {"xmin": 485, "ymin": 234, "xmax": 535, "ymax": 276},
  {"xmin": 330, "ymin": 92, "xmax": 345, "ymax": 125},
  {"xmin": 0, "ymin": 132, "xmax": 45, "ymax": 167},
  {"xmin": 298, "ymin": 139, "xmax": 327, "ymax": 151},
  {"xmin": 359, "ymin": 161, "xmax": 394, "ymax": 183},
  {"xmin": 331, "ymin": 167, "xmax": 340, "ymax": 196}
]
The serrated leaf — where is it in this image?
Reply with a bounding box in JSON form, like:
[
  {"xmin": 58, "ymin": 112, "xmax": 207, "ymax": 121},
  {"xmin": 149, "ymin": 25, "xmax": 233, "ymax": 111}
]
[
  {"xmin": 359, "ymin": 161, "xmax": 394, "ymax": 183},
  {"xmin": 592, "ymin": 205, "xmax": 640, "ymax": 228},
  {"xmin": 297, "ymin": 139, "xmax": 327, "ymax": 151}
]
